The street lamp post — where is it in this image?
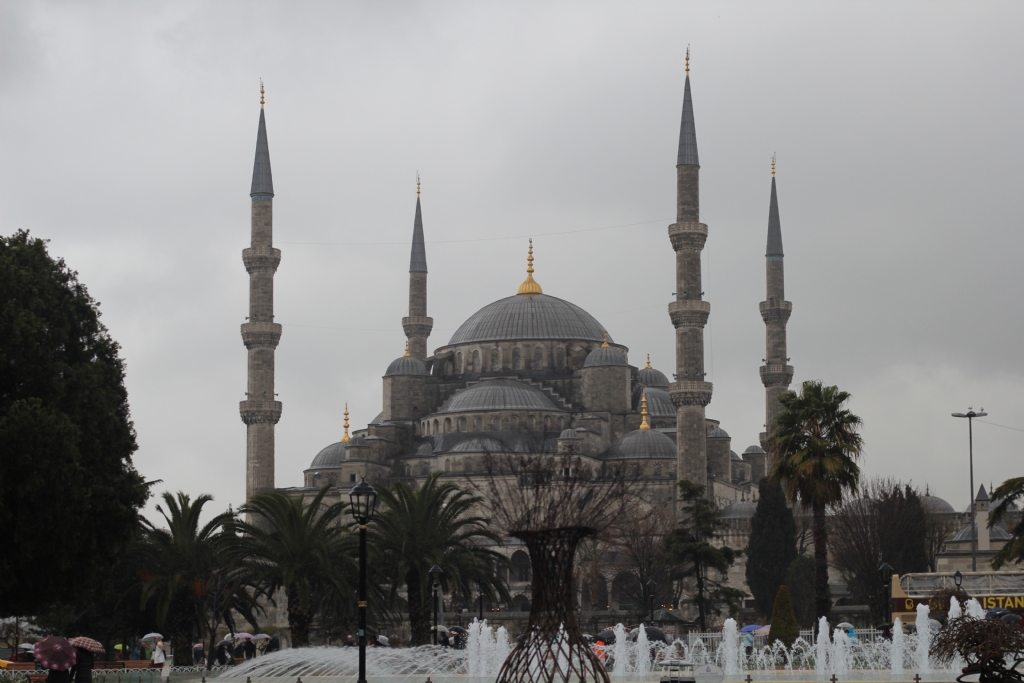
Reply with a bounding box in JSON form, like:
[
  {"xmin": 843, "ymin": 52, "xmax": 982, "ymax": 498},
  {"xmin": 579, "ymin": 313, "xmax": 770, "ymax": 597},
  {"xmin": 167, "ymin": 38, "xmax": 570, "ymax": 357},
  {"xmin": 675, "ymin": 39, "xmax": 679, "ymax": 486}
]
[
  {"xmin": 952, "ymin": 409, "xmax": 988, "ymax": 571},
  {"xmin": 954, "ymin": 570, "xmax": 963, "ymax": 590},
  {"xmin": 878, "ymin": 562, "xmax": 894, "ymax": 623},
  {"xmin": 647, "ymin": 580, "xmax": 657, "ymax": 624},
  {"xmin": 348, "ymin": 478, "xmax": 378, "ymax": 683},
  {"xmin": 429, "ymin": 565, "xmax": 443, "ymax": 645}
]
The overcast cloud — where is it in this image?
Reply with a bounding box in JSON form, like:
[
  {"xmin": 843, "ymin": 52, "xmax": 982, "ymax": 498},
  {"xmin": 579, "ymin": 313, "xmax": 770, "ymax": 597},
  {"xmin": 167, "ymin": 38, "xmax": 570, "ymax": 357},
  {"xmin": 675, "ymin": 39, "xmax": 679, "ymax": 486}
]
[{"xmin": 2, "ymin": 1, "xmax": 1021, "ymax": 521}]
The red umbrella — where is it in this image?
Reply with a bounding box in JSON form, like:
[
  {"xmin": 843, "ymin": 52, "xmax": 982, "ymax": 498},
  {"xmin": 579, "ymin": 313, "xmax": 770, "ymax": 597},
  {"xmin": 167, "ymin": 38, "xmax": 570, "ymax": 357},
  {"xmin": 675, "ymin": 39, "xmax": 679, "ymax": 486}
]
[
  {"xmin": 35, "ymin": 636, "xmax": 77, "ymax": 671},
  {"xmin": 69, "ymin": 638, "xmax": 105, "ymax": 654}
]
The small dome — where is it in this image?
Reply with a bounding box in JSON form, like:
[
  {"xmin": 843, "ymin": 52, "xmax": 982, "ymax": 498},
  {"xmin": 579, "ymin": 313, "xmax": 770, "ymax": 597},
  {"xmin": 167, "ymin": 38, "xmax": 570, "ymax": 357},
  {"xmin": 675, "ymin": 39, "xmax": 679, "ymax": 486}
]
[
  {"xmin": 721, "ymin": 500, "xmax": 757, "ymax": 519},
  {"xmin": 438, "ymin": 379, "xmax": 562, "ymax": 414},
  {"xmin": 743, "ymin": 445, "xmax": 766, "ymax": 455},
  {"xmin": 921, "ymin": 494, "xmax": 955, "ymax": 515},
  {"xmin": 349, "ymin": 435, "xmax": 367, "ymax": 447},
  {"xmin": 708, "ymin": 427, "xmax": 730, "ymax": 439},
  {"xmin": 731, "ymin": 450, "xmax": 742, "ymax": 461},
  {"xmin": 632, "ymin": 387, "xmax": 675, "ymax": 417},
  {"xmin": 952, "ymin": 524, "xmax": 1012, "ymax": 543},
  {"xmin": 605, "ymin": 429, "xmax": 676, "ymax": 460},
  {"xmin": 559, "ymin": 428, "xmax": 581, "ymax": 440},
  {"xmin": 309, "ymin": 441, "xmax": 346, "ymax": 469},
  {"xmin": 638, "ymin": 366, "xmax": 670, "ymax": 388},
  {"xmin": 584, "ymin": 346, "xmax": 628, "ymax": 368},
  {"xmin": 385, "ymin": 355, "xmax": 428, "ymax": 377}
]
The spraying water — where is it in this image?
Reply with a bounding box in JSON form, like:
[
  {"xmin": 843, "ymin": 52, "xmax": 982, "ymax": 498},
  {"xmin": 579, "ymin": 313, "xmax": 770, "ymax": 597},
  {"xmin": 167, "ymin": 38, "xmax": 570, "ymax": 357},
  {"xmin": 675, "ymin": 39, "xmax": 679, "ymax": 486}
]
[
  {"xmin": 634, "ymin": 624, "xmax": 651, "ymax": 677},
  {"xmin": 722, "ymin": 618, "xmax": 740, "ymax": 675},
  {"xmin": 815, "ymin": 617, "xmax": 830, "ymax": 674},
  {"xmin": 831, "ymin": 628, "xmax": 850, "ymax": 675},
  {"xmin": 966, "ymin": 598, "xmax": 985, "ymax": 619},
  {"xmin": 949, "ymin": 596, "xmax": 963, "ymax": 621},
  {"xmin": 611, "ymin": 623, "xmax": 628, "ymax": 680},
  {"xmin": 915, "ymin": 603, "xmax": 932, "ymax": 673},
  {"xmin": 890, "ymin": 617, "xmax": 905, "ymax": 674}
]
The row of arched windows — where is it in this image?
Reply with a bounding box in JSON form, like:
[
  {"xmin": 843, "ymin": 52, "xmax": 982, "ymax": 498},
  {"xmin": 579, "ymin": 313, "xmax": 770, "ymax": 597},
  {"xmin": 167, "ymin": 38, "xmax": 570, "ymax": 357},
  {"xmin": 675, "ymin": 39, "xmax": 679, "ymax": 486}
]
[
  {"xmin": 451, "ymin": 344, "xmax": 569, "ymax": 374},
  {"xmin": 420, "ymin": 413, "xmax": 567, "ymax": 435}
]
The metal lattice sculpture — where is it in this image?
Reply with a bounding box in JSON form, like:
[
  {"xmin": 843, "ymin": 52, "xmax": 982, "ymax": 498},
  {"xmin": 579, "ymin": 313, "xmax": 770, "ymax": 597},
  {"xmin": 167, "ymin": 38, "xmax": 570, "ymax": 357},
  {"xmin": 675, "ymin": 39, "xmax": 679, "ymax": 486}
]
[
  {"xmin": 472, "ymin": 452, "xmax": 642, "ymax": 683},
  {"xmin": 931, "ymin": 616, "xmax": 1024, "ymax": 683}
]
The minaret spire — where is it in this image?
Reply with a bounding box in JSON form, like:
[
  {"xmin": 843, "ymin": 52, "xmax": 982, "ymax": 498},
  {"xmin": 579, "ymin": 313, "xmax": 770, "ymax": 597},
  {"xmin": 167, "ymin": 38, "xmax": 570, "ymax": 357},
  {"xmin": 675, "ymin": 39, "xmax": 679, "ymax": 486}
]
[
  {"xmin": 668, "ymin": 49, "xmax": 713, "ymax": 498},
  {"xmin": 760, "ymin": 157, "xmax": 794, "ymax": 451},
  {"xmin": 403, "ymin": 174, "xmax": 433, "ymax": 360},
  {"xmin": 240, "ymin": 83, "xmax": 282, "ymax": 503}
]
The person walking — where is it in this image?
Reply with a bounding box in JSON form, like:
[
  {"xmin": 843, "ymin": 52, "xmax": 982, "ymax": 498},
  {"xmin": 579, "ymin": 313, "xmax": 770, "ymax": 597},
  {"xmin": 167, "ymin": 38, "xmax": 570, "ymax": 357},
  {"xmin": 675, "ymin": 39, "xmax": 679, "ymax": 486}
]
[{"xmin": 151, "ymin": 638, "xmax": 169, "ymax": 681}]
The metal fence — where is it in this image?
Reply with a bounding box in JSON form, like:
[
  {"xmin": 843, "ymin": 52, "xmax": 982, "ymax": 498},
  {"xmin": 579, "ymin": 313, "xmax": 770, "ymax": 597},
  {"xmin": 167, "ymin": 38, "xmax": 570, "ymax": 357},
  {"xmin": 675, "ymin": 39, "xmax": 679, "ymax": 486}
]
[{"xmin": 686, "ymin": 628, "xmax": 884, "ymax": 650}]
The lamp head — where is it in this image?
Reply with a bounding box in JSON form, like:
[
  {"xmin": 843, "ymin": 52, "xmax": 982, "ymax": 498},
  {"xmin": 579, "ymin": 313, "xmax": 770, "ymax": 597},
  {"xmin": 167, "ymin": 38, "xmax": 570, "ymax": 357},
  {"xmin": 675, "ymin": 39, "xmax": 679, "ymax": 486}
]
[
  {"xmin": 429, "ymin": 564, "xmax": 443, "ymax": 586},
  {"xmin": 878, "ymin": 562, "xmax": 894, "ymax": 584},
  {"xmin": 954, "ymin": 570, "xmax": 963, "ymax": 588},
  {"xmin": 348, "ymin": 477, "xmax": 378, "ymax": 524}
]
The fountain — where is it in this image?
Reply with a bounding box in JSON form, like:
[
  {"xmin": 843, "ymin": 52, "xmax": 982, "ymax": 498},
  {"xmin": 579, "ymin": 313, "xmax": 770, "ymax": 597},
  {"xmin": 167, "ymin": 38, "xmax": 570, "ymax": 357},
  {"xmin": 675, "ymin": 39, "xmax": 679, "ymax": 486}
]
[
  {"xmin": 815, "ymin": 617, "xmax": 829, "ymax": 675},
  {"xmin": 633, "ymin": 624, "xmax": 651, "ymax": 678},
  {"xmin": 722, "ymin": 619, "xmax": 740, "ymax": 675},
  {"xmin": 915, "ymin": 603, "xmax": 932, "ymax": 673},
  {"xmin": 890, "ymin": 617, "xmax": 905, "ymax": 674},
  {"xmin": 610, "ymin": 623, "xmax": 628, "ymax": 680}
]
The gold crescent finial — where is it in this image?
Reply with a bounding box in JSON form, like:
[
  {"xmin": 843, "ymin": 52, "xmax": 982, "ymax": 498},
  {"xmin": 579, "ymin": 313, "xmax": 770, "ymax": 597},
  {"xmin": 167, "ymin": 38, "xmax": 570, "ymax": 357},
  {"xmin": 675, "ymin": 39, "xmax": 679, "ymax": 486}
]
[
  {"xmin": 601, "ymin": 333, "xmax": 610, "ymax": 349},
  {"xmin": 416, "ymin": 172, "xmax": 421, "ymax": 198},
  {"xmin": 260, "ymin": 79, "xmax": 265, "ymax": 108},
  {"xmin": 403, "ymin": 341, "xmax": 411, "ymax": 357},
  {"xmin": 646, "ymin": 354, "xmax": 652, "ymax": 369},
  {"xmin": 640, "ymin": 391, "xmax": 650, "ymax": 431},
  {"xmin": 341, "ymin": 402, "xmax": 350, "ymax": 443},
  {"xmin": 771, "ymin": 154, "xmax": 776, "ymax": 178},
  {"xmin": 517, "ymin": 238, "xmax": 543, "ymax": 295},
  {"xmin": 685, "ymin": 46, "xmax": 690, "ymax": 76}
]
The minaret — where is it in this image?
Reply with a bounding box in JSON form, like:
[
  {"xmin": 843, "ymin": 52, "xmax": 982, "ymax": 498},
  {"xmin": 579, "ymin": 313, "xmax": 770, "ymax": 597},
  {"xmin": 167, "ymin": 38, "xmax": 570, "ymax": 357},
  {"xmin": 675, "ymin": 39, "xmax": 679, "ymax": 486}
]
[
  {"xmin": 759, "ymin": 156, "xmax": 794, "ymax": 450},
  {"xmin": 668, "ymin": 48, "xmax": 713, "ymax": 492},
  {"xmin": 402, "ymin": 174, "xmax": 433, "ymax": 360},
  {"xmin": 239, "ymin": 82, "xmax": 282, "ymax": 502}
]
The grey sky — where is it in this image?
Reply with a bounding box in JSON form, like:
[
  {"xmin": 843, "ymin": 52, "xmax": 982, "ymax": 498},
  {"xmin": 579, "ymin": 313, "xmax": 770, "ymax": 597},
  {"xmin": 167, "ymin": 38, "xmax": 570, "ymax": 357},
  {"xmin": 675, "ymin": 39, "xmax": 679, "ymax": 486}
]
[{"xmin": 2, "ymin": 2, "xmax": 1022, "ymax": 520}]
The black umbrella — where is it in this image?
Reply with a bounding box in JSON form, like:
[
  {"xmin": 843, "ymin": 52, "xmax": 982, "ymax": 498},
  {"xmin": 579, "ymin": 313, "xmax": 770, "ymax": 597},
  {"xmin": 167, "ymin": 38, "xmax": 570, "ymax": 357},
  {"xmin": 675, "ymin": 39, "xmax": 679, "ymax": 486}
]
[
  {"xmin": 594, "ymin": 630, "xmax": 616, "ymax": 644},
  {"xmin": 449, "ymin": 626, "xmax": 468, "ymax": 634},
  {"xmin": 1000, "ymin": 613, "xmax": 1022, "ymax": 626},
  {"xmin": 638, "ymin": 626, "xmax": 669, "ymax": 644}
]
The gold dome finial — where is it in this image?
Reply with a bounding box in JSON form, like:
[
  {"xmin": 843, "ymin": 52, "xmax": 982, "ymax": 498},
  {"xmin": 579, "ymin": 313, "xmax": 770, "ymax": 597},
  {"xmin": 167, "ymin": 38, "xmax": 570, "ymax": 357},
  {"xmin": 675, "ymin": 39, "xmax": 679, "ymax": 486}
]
[
  {"xmin": 646, "ymin": 354, "xmax": 652, "ymax": 369},
  {"xmin": 640, "ymin": 391, "xmax": 650, "ymax": 431},
  {"xmin": 517, "ymin": 238, "xmax": 543, "ymax": 295},
  {"xmin": 416, "ymin": 171, "xmax": 421, "ymax": 198},
  {"xmin": 685, "ymin": 46, "xmax": 690, "ymax": 76},
  {"xmin": 403, "ymin": 341, "xmax": 411, "ymax": 358},
  {"xmin": 601, "ymin": 333, "xmax": 610, "ymax": 349},
  {"xmin": 341, "ymin": 403, "xmax": 350, "ymax": 443},
  {"xmin": 771, "ymin": 154, "xmax": 776, "ymax": 178},
  {"xmin": 260, "ymin": 79, "xmax": 265, "ymax": 108}
]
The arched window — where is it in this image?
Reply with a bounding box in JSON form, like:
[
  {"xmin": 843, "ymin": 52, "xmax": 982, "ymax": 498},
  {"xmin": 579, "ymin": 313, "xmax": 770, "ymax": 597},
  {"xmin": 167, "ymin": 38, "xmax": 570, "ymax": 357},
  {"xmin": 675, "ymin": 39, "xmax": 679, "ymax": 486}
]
[
  {"xmin": 445, "ymin": 459, "xmax": 451, "ymax": 473},
  {"xmin": 491, "ymin": 347, "xmax": 500, "ymax": 370},
  {"xmin": 534, "ymin": 346, "xmax": 543, "ymax": 368},
  {"xmin": 405, "ymin": 464, "xmax": 412, "ymax": 476},
  {"xmin": 445, "ymin": 360, "xmax": 453, "ymax": 375},
  {"xmin": 465, "ymin": 459, "xmax": 473, "ymax": 474},
  {"xmin": 472, "ymin": 350, "xmax": 480, "ymax": 373},
  {"xmin": 558, "ymin": 417, "xmax": 565, "ymax": 431},
  {"xmin": 492, "ymin": 416, "xmax": 501, "ymax": 430},
  {"xmin": 474, "ymin": 416, "xmax": 483, "ymax": 431},
  {"xmin": 527, "ymin": 415, "xmax": 535, "ymax": 431},
  {"xmin": 444, "ymin": 417, "xmax": 452, "ymax": 433},
  {"xmin": 433, "ymin": 419, "xmax": 439, "ymax": 434},
  {"xmin": 457, "ymin": 352, "xmax": 463, "ymax": 373},
  {"xmin": 510, "ymin": 415, "xmax": 519, "ymax": 430},
  {"xmin": 555, "ymin": 346, "xmax": 565, "ymax": 368},
  {"xmin": 512, "ymin": 347, "xmax": 521, "ymax": 370},
  {"xmin": 458, "ymin": 416, "xmax": 467, "ymax": 432},
  {"xmin": 544, "ymin": 415, "xmax": 552, "ymax": 431},
  {"xmin": 510, "ymin": 550, "xmax": 532, "ymax": 582}
]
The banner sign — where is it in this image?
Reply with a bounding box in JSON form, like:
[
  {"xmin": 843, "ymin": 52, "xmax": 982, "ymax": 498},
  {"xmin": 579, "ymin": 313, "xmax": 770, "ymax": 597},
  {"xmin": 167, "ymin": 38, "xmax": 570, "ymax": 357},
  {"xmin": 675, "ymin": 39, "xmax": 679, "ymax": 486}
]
[{"xmin": 894, "ymin": 595, "xmax": 1024, "ymax": 612}]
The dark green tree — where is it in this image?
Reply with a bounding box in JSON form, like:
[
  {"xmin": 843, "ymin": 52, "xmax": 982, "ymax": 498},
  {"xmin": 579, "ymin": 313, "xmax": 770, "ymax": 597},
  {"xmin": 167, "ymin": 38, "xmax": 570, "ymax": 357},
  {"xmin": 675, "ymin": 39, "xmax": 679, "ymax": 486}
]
[
  {"xmin": 662, "ymin": 480, "xmax": 740, "ymax": 630},
  {"xmin": 371, "ymin": 473, "xmax": 510, "ymax": 645},
  {"xmin": 768, "ymin": 380, "xmax": 863, "ymax": 621},
  {"xmin": 0, "ymin": 231, "xmax": 148, "ymax": 617},
  {"xmin": 990, "ymin": 477, "xmax": 1024, "ymax": 570},
  {"xmin": 785, "ymin": 554, "xmax": 815, "ymax": 627},
  {"xmin": 746, "ymin": 478, "xmax": 798, "ymax": 619},
  {"xmin": 233, "ymin": 487, "xmax": 357, "ymax": 647},
  {"xmin": 767, "ymin": 585, "xmax": 800, "ymax": 647}
]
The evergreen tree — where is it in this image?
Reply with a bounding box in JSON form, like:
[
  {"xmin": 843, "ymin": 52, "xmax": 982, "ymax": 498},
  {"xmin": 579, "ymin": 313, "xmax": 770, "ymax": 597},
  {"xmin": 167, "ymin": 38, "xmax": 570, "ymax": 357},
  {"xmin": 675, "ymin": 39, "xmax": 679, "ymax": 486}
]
[
  {"xmin": 768, "ymin": 585, "xmax": 800, "ymax": 647},
  {"xmin": 746, "ymin": 478, "xmax": 797, "ymax": 619},
  {"xmin": 785, "ymin": 555, "xmax": 815, "ymax": 627}
]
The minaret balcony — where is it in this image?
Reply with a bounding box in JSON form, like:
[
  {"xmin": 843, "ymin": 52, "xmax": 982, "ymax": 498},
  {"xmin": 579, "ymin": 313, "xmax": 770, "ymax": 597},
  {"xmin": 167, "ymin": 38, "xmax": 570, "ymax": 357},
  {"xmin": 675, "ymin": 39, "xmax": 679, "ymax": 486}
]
[
  {"xmin": 239, "ymin": 399, "xmax": 283, "ymax": 425},
  {"xmin": 241, "ymin": 322, "xmax": 282, "ymax": 350},
  {"xmin": 668, "ymin": 222, "xmax": 708, "ymax": 252},
  {"xmin": 668, "ymin": 300, "xmax": 711, "ymax": 328},
  {"xmin": 242, "ymin": 247, "xmax": 282, "ymax": 274},
  {"xmin": 669, "ymin": 380, "xmax": 713, "ymax": 407},
  {"xmin": 759, "ymin": 299, "xmax": 792, "ymax": 323},
  {"xmin": 759, "ymin": 364, "xmax": 794, "ymax": 387},
  {"xmin": 402, "ymin": 316, "xmax": 434, "ymax": 337}
]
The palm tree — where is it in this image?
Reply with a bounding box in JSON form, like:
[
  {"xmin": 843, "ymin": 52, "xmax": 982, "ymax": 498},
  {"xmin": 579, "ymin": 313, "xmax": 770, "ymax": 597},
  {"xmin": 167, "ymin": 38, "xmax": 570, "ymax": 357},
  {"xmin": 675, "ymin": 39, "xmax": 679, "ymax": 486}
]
[
  {"xmin": 140, "ymin": 492, "xmax": 258, "ymax": 667},
  {"xmin": 990, "ymin": 477, "xmax": 1024, "ymax": 570},
  {"xmin": 232, "ymin": 487, "xmax": 356, "ymax": 646},
  {"xmin": 767, "ymin": 380, "xmax": 863, "ymax": 621},
  {"xmin": 370, "ymin": 473, "xmax": 510, "ymax": 645}
]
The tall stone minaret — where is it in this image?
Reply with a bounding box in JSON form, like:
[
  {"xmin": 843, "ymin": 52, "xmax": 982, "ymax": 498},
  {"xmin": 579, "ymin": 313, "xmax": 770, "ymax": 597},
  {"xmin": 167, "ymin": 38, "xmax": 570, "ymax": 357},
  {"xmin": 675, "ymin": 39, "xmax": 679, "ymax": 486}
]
[
  {"xmin": 668, "ymin": 49, "xmax": 713, "ymax": 492},
  {"xmin": 402, "ymin": 175, "xmax": 433, "ymax": 360},
  {"xmin": 759, "ymin": 157, "xmax": 794, "ymax": 451},
  {"xmin": 239, "ymin": 83, "xmax": 282, "ymax": 502}
]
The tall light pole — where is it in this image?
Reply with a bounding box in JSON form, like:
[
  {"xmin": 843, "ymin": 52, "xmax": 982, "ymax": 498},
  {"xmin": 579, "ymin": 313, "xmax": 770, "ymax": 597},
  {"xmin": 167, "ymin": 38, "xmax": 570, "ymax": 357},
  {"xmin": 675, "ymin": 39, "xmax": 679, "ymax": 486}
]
[
  {"xmin": 349, "ymin": 478, "xmax": 378, "ymax": 683},
  {"xmin": 647, "ymin": 579, "xmax": 657, "ymax": 624},
  {"xmin": 952, "ymin": 408, "xmax": 987, "ymax": 571},
  {"xmin": 878, "ymin": 563, "xmax": 893, "ymax": 623},
  {"xmin": 429, "ymin": 565, "xmax": 443, "ymax": 645}
]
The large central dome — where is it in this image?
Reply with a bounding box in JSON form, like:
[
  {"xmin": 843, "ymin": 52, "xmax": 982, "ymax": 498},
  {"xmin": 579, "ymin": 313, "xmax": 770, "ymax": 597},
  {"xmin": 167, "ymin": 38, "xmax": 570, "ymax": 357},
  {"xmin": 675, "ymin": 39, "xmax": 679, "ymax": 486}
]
[{"xmin": 448, "ymin": 293, "xmax": 611, "ymax": 345}]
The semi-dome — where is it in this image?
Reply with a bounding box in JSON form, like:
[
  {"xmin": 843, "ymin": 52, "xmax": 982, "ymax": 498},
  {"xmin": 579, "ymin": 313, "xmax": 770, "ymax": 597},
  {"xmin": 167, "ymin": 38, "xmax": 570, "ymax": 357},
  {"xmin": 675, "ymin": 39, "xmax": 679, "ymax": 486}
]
[
  {"xmin": 385, "ymin": 354, "xmax": 428, "ymax": 377},
  {"xmin": 721, "ymin": 500, "xmax": 757, "ymax": 519},
  {"xmin": 921, "ymin": 494, "xmax": 955, "ymax": 515},
  {"xmin": 633, "ymin": 387, "xmax": 675, "ymax": 417},
  {"xmin": 584, "ymin": 344, "xmax": 627, "ymax": 367},
  {"xmin": 309, "ymin": 441, "xmax": 346, "ymax": 469},
  {"xmin": 708, "ymin": 427, "xmax": 730, "ymax": 439},
  {"xmin": 438, "ymin": 378, "xmax": 562, "ymax": 414},
  {"xmin": 448, "ymin": 435, "xmax": 506, "ymax": 453},
  {"xmin": 605, "ymin": 429, "xmax": 676, "ymax": 460},
  {"xmin": 638, "ymin": 357, "xmax": 670, "ymax": 388},
  {"xmin": 559, "ymin": 428, "xmax": 581, "ymax": 440},
  {"xmin": 448, "ymin": 293, "xmax": 611, "ymax": 345}
]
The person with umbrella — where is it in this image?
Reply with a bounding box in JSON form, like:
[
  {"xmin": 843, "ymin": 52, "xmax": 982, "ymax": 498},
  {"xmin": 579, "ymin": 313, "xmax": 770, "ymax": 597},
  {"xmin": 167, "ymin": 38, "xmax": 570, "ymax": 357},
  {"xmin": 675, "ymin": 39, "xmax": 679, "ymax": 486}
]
[
  {"xmin": 68, "ymin": 638, "xmax": 103, "ymax": 683},
  {"xmin": 35, "ymin": 636, "xmax": 77, "ymax": 683}
]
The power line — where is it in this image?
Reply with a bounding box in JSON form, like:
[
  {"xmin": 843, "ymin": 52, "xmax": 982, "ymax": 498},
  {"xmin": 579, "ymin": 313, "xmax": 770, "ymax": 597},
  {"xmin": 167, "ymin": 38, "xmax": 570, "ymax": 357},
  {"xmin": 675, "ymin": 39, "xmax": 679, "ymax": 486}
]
[
  {"xmin": 276, "ymin": 218, "xmax": 671, "ymax": 246},
  {"xmin": 976, "ymin": 419, "xmax": 1024, "ymax": 434}
]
